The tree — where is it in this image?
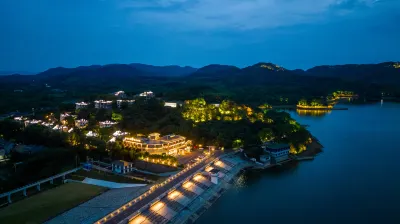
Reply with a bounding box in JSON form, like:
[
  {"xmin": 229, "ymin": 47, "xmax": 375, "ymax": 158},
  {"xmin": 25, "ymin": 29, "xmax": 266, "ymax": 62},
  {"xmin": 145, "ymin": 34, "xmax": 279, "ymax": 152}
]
[
  {"xmin": 298, "ymin": 99, "xmax": 308, "ymax": 106},
  {"xmin": 0, "ymin": 120, "xmax": 23, "ymax": 140},
  {"xmin": 95, "ymin": 109, "xmax": 110, "ymax": 121},
  {"xmin": 258, "ymin": 128, "xmax": 274, "ymax": 143},
  {"xmin": 112, "ymin": 112, "xmax": 123, "ymax": 122},
  {"xmin": 64, "ymin": 116, "xmax": 75, "ymax": 128},
  {"xmin": 232, "ymin": 139, "xmax": 244, "ymax": 149}
]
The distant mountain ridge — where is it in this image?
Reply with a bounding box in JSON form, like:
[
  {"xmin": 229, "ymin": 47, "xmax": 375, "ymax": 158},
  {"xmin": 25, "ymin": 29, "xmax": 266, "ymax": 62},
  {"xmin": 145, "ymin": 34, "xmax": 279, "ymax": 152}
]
[
  {"xmin": 36, "ymin": 63, "xmax": 197, "ymax": 78},
  {"xmin": 1, "ymin": 61, "xmax": 399, "ymax": 88}
]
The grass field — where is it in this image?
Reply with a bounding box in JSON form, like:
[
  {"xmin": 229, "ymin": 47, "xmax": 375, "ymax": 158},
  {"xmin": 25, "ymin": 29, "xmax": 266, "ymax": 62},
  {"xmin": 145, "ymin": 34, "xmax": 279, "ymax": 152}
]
[{"xmin": 0, "ymin": 182, "xmax": 106, "ymax": 224}]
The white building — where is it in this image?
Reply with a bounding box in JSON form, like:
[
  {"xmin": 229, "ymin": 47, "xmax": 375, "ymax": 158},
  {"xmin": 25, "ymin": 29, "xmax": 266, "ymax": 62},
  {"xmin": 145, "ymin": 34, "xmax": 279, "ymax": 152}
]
[
  {"xmin": 113, "ymin": 130, "xmax": 129, "ymax": 138},
  {"xmin": 94, "ymin": 100, "xmax": 113, "ymax": 109},
  {"xmin": 75, "ymin": 102, "xmax": 89, "ymax": 110},
  {"xmin": 114, "ymin": 90, "xmax": 127, "ymax": 99},
  {"xmin": 24, "ymin": 119, "xmax": 42, "ymax": 127},
  {"xmin": 117, "ymin": 99, "xmax": 135, "ymax": 108},
  {"xmin": 86, "ymin": 131, "xmax": 98, "ymax": 137},
  {"xmin": 112, "ymin": 160, "xmax": 133, "ymax": 174},
  {"xmin": 264, "ymin": 143, "xmax": 290, "ymax": 163},
  {"xmin": 60, "ymin": 113, "xmax": 76, "ymax": 125},
  {"xmin": 164, "ymin": 102, "xmax": 177, "ymax": 108},
  {"xmin": 164, "ymin": 101, "xmax": 183, "ymax": 108},
  {"xmin": 99, "ymin": 120, "xmax": 117, "ymax": 128},
  {"xmin": 75, "ymin": 119, "xmax": 88, "ymax": 128},
  {"xmin": 139, "ymin": 91, "xmax": 155, "ymax": 99}
]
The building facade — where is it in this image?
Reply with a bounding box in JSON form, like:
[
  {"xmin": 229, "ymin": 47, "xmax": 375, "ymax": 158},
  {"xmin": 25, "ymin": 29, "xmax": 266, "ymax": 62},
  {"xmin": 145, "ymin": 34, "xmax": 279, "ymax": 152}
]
[
  {"xmin": 117, "ymin": 100, "xmax": 135, "ymax": 108},
  {"xmin": 264, "ymin": 143, "xmax": 290, "ymax": 163},
  {"xmin": 123, "ymin": 133, "xmax": 190, "ymax": 155},
  {"xmin": 75, "ymin": 102, "xmax": 89, "ymax": 110},
  {"xmin": 99, "ymin": 120, "xmax": 117, "ymax": 128},
  {"xmin": 94, "ymin": 100, "xmax": 112, "ymax": 109},
  {"xmin": 112, "ymin": 160, "xmax": 133, "ymax": 174},
  {"xmin": 138, "ymin": 91, "xmax": 155, "ymax": 99},
  {"xmin": 75, "ymin": 119, "xmax": 88, "ymax": 128}
]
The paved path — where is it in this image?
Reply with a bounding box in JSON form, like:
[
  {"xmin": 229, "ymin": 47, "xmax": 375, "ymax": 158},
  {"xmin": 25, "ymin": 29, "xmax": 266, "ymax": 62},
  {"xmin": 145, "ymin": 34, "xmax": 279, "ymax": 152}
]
[
  {"xmin": 82, "ymin": 178, "xmax": 147, "ymax": 189},
  {"xmin": 103, "ymin": 156, "xmax": 216, "ymax": 224}
]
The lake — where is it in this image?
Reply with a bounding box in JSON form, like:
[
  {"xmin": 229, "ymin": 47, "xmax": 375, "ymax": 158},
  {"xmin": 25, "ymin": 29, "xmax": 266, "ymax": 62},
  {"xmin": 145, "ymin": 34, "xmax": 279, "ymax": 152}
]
[{"xmin": 196, "ymin": 102, "xmax": 400, "ymax": 224}]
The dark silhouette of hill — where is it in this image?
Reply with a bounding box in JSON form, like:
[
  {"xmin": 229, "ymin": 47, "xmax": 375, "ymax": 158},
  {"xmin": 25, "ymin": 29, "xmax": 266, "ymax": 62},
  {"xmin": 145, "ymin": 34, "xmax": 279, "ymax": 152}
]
[
  {"xmin": 306, "ymin": 62, "xmax": 400, "ymax": 85},
  {"xmin": 129, "ymin": 63, "xmax": 197, "ymax": 76}
]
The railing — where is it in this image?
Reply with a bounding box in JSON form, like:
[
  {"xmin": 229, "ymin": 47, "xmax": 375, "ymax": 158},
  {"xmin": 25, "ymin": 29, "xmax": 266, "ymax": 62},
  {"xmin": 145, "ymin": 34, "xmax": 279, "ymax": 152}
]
[
  {"xmin": 119, "ymin": 152, "xmax": 236, "ymax": 224},
  {"xmin": 0, "ymin": 167, "xmax": 81, "ymax": 198},
  {"xmin": 95, "ymin": 152, "xmax": 235, "ymax": 224}
]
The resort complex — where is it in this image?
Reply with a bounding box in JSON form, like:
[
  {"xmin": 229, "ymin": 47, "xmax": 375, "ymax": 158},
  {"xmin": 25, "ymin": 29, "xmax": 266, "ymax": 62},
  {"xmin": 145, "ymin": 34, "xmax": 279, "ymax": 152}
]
[{"xmin": 123, "ymin": 133, "xmax": 191, "ymax": 155}]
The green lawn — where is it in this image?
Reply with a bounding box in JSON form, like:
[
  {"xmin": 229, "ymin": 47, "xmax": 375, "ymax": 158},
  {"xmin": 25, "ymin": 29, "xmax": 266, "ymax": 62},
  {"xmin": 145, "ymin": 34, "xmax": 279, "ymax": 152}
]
[
  {"xmin": 0, "ymin": 182, "xmax": 106, "ymax": 224},
  {"xmin": 70, "ymin": 169, "xmax": 147, "ymax": 184}
]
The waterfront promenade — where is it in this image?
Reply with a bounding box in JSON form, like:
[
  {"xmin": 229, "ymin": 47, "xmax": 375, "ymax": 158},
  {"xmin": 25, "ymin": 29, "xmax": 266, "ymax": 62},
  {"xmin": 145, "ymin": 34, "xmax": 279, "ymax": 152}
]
[{"xmin": 98, "ymin": 153, "xmax": 222, "ymax": 224}]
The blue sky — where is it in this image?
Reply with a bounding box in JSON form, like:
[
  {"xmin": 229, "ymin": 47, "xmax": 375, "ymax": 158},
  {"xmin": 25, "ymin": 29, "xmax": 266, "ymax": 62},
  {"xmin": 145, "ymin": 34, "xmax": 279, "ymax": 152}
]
[{"xmin": 1, "ymin": 0, "xmax": 399, "ymax": 72}]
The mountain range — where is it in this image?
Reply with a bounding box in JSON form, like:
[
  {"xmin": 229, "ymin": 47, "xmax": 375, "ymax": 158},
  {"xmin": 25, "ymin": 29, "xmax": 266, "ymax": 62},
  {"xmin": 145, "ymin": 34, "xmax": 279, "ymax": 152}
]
[
  {"xmin": 3, "ymin": 61, "xmax": 398, "ymax": 82},
  {"xmin": 1, "ymin": 61, "xmax": 399, "ymax": 114},
  {"xmin": 1, "ymin": 61, "xmax": 399, "ymax": 99}
]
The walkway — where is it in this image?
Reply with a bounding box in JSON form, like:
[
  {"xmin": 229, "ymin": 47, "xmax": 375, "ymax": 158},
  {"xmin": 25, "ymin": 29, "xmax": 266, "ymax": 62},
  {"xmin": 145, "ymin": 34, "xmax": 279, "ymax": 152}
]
[
  {"xmin": 99, "ymin": 155, "xmax": 219, "ymax": 224},
  {"xmin": 82, "ymin": 178, "xmax": 147, "ymax": 189}
]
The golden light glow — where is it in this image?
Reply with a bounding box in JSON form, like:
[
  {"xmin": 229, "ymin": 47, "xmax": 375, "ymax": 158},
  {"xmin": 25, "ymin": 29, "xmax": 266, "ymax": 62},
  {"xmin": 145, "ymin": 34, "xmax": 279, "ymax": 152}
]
[
  {"xmin": 215, "ymin": 161, "xmax": 222, "ymax": 166},
  {"xmin": 205, "ymin": 166, "xmax": 213, "ymax": 172},
  {"xmin": 150, "ymin": 201, "xmax": 164, "ymax": 212},
  {"xmin": 183, "ymin": 181, "xmax": 193, "ymax": 189},
  {"xmin": 193, "ymin": 175, "xmax": 204, "ymax": 182},
  {"xmin": 129, "ymin": 215, "xmax": 148, "ymax": 224},
  {"xmin": 168, "ymin": 190, "xmax": 181, "ymax": 200}
]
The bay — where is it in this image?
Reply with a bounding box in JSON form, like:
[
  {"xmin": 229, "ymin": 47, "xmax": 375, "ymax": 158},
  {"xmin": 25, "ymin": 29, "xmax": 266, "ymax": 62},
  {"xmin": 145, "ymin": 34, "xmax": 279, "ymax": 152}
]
[{"xmin": 196, "ymin": 102, "xmax": 400, "ymax": 224}]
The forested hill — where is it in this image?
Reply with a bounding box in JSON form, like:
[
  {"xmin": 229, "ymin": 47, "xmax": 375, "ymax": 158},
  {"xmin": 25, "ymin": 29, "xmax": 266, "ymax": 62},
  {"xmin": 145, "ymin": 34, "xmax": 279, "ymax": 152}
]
[{"xmin": 0, "ymin": 61, "xmax": 399, "ymax": 113}]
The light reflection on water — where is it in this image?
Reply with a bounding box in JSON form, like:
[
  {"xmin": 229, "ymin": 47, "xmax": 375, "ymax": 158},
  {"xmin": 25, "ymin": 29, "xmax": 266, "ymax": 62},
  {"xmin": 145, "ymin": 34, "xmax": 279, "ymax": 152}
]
[
  {"xmin": 233, "ymin": 172, "xmax": 247, "ymax": 189},
  {"xmin": 296, "ymin": 109, "xmax": 331, "ymax": 117}
]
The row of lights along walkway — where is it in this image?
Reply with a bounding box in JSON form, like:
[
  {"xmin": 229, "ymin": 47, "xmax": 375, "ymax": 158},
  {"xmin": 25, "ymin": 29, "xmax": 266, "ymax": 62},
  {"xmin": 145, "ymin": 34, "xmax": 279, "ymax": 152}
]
[
  {"xmin": 96, "ymin": 155, "xmax": 211, "ymax": 224},
  {"xmin": 129, "ymin": 157, "xmax": 238, "ymax": 224}
]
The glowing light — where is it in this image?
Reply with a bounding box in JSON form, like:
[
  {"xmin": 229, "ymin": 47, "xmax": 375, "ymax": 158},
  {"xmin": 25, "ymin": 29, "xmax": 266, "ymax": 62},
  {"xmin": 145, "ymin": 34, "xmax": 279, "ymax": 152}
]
[
  {"xmin": 168, "ymin": 190, "xmax": 181, "ymax": 200},
  {"xmin": 183, "ymin": 181, "xmax": 193, "ymax": 189},
  {"xmin": 150, "ymin": 201, "xmax": 164, "ymax": 212},
  {"xmin": 193, "ymin": 175, "xmax": 204, "ymax": 182},
  {"xmin": 129, "ymin": 215, "xmax": 148, "ymax": 224}
]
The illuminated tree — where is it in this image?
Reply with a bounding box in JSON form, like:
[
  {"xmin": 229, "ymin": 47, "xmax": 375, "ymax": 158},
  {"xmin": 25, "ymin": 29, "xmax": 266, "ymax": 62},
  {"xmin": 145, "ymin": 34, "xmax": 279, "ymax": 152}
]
[
  {"xmin": 298, "ymin": 99, "xmax": 308, "ymax": 106},
  {"xmin": 232, "ymin": 139, "xmax": 244, "ymax": 149},
  {"xmin": 258, "ymin": 128, "xmax": 274, "ymax": 143},
  {"xmin": 112, "ymin": 112, "xmax": 123, "ymax": 122}
]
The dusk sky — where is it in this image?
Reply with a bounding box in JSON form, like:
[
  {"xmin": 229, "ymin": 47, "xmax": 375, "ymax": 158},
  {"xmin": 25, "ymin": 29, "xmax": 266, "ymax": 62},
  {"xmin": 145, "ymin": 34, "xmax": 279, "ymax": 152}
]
[{"xmin": 1, "ymin": 0, "xmax": 399, "ymax": 72}]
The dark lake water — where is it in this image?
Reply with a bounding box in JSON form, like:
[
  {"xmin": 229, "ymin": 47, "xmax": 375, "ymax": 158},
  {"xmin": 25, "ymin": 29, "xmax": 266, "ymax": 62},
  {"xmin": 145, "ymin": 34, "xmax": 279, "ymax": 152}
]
[{"xmin": 197, "ymin": 102, "xmax": 400, "ymax": 224}]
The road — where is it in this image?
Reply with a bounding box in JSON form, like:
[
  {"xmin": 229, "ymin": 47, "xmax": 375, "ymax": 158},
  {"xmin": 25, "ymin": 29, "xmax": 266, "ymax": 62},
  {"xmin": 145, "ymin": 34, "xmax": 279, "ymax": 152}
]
[{"xmin": 102, "ymin": 154, "xmax": 219, "ymax": 224}]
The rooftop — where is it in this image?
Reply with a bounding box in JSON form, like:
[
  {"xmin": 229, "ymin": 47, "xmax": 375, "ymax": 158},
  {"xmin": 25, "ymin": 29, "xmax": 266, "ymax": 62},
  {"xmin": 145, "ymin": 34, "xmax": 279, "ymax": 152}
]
[
  {"xmin": 208, "ymin": 168, "xmax": 220, "ymax": 174},
  {"xmin": 112, "ymin": 160, "xmax": 132, "ymax": 167},
  {"xmin": 265, "ymin": 143, "xmax": 290, "ymax": 151}
]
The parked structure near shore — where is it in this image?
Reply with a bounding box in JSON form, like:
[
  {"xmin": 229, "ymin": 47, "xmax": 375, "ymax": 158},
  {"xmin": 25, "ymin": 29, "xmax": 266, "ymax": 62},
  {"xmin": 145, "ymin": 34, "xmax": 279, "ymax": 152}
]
[{"xmin": 263, "ymin": 143, "xmax": 290, "ymax": 162}]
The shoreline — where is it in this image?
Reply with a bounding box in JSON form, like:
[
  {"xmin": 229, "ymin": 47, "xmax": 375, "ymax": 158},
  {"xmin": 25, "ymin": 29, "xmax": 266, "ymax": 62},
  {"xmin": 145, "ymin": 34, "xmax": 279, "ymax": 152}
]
[{"xmin": 188, "ymin": 138, "xmax": 325, "ymax": 222}]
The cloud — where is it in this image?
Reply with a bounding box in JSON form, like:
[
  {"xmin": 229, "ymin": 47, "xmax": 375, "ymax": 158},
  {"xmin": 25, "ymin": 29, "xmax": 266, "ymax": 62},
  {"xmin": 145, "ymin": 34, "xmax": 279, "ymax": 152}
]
[{"xmin": 120, "ymin": 0, "xmax": 381, "ymax": 31}]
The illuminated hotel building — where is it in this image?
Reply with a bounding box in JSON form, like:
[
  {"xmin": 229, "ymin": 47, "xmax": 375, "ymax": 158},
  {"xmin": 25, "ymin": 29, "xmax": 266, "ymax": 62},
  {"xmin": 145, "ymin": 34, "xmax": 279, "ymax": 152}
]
[
  {"xmin": 123, "ymin": 133, "xmax": 191, "ymax": 155},
  {"xmin": 94, "ymin": 100, "xmax": 112, "ymax": 109},
  {"xmin": 75, "ymin": 102, "xmax": 89, "ymax": 110}
]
